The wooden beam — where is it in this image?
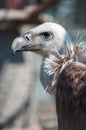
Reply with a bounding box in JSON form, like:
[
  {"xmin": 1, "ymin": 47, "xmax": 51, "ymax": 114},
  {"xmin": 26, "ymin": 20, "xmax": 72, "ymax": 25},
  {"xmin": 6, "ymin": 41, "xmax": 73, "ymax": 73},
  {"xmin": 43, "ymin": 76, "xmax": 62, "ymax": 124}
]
[{"xmin": 0, "ymin": 0, "xmax": 60, "ymax": 30}]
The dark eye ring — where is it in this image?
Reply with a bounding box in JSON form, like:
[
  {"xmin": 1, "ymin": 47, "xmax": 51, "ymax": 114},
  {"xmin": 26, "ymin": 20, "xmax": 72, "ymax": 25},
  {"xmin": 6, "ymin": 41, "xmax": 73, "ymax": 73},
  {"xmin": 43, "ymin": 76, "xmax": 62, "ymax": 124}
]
[{"xmin": 40, "ymin": 32, "xmax": 51, "ymax": 39}]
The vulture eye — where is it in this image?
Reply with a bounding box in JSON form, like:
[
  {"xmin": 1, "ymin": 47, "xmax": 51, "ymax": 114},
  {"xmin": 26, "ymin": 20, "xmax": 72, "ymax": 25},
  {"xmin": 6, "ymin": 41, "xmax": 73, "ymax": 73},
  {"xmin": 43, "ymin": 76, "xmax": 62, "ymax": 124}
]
[{"xmin": 40, "ymin": 32, "xmax": 53, "ymax": 41}]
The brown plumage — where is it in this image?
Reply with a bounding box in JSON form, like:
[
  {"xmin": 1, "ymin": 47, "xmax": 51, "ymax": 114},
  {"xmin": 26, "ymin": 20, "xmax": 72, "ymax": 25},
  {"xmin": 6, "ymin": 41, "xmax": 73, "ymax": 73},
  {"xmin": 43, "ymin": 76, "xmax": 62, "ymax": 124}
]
[
  {"xmin": 44, "ymin": 40, "xmax": 86, "ymax": 92},
  {"xmin": 56, "ymin": 62, "xmax": 86, "ymax": 130},
  {"xmin": 44, "ymin": 41, "xmax": 86, "ymax": 130}
]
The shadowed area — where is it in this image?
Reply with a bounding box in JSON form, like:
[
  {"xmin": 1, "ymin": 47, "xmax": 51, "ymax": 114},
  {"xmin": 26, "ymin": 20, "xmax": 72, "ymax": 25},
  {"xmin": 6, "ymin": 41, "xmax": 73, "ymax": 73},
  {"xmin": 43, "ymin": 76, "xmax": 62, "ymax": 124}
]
[{"xmin": 0, "ymin": 30, "xmax": 24, "ymax": 71}]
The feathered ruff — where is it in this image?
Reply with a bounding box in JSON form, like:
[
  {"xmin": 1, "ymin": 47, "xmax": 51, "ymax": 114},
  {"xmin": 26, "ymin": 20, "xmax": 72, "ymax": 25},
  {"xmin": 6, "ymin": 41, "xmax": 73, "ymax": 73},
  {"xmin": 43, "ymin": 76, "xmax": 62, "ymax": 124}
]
[{"xmin": 44, "ymin": 41, "xmax": 86, "ymax": 92}]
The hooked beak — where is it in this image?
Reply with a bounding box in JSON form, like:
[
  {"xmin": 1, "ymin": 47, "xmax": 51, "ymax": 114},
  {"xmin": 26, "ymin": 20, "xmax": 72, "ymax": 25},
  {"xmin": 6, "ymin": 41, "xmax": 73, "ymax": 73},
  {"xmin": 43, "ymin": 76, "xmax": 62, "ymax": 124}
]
[
  {"xmin": 11, "ymin": 36, "xmax": 42, "ymax": 55},
  {"xmin": 11, "ymin": 37, "xmax": 27, "ymax": 55}
]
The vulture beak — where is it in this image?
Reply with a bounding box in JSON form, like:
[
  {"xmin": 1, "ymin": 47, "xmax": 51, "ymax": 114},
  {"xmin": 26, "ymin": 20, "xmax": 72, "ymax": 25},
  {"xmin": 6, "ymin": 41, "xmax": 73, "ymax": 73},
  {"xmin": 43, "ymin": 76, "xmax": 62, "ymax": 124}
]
[
  {"xmin": 11, "ymin": 36, "xmax": 28, "ymax": 55},
  {"xmin": 11, "ymin": 32, "xmax": 42, "ymax": 55}
]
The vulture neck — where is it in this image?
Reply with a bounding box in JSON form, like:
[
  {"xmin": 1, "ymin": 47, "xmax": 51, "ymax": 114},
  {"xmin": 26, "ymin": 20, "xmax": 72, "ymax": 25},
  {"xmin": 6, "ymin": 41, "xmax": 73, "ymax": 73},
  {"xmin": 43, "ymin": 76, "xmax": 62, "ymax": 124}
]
[{"xmin": 40, "ymin": 53, "xmax": 56, "ymax": 94}]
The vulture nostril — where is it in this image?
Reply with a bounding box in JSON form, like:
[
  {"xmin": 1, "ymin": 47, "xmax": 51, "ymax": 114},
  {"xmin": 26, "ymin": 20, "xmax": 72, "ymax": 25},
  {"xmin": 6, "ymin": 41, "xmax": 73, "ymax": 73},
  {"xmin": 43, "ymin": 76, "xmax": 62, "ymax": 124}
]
[{"xmin": 25, "ymin": 36, "xmax": 30, "ymax": 41}]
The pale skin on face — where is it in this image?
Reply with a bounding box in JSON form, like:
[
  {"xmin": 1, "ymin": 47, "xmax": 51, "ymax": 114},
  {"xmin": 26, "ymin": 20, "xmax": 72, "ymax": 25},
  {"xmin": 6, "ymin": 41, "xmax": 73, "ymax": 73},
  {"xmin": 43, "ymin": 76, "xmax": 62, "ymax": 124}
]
[{"xmin": 12, "ymin": 22, "xmax": 72, "ymax": 57}]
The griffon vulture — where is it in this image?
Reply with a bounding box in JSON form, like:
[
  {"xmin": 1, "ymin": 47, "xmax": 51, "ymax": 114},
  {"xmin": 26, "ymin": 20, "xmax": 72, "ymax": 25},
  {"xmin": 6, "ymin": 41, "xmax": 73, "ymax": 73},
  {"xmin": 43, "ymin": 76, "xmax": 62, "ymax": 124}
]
[{"xmin": 11, "ymin": 22, "xmax": 86, "ymax": 130}]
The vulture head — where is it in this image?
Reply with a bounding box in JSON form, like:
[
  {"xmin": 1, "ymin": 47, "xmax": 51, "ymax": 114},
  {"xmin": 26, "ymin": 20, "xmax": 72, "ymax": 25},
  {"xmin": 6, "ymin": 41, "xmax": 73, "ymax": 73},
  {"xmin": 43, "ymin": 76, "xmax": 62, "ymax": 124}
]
[
  {"xmin": 12, "ymin": 22, "xmax": 73, "ymax": 56},
  {"xmin": 11, "ymin": 22, "xmax": 73, "ymax": 94}
]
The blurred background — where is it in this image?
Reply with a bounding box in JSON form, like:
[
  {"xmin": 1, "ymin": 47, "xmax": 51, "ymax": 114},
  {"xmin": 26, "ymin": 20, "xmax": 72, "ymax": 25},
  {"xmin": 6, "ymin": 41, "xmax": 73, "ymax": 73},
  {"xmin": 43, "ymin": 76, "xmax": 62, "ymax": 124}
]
[{"xmin": 0, "ymin": 0, "xmax": 86, "ymax": 130}]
